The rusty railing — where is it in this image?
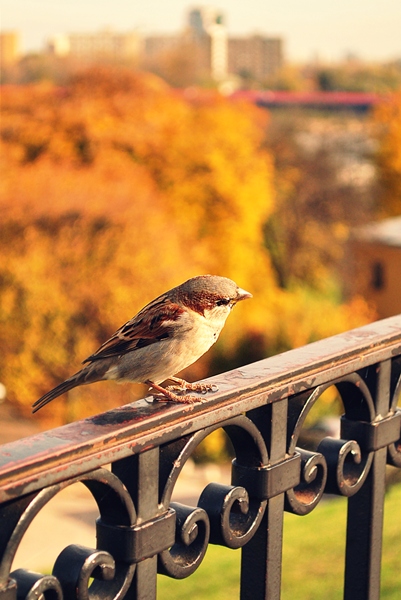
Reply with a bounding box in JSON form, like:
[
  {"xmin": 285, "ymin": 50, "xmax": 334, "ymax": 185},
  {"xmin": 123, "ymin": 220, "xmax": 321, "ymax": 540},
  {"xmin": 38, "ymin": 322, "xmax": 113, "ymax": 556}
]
[{"xmin": 0, "ymin": 315, "xmax": 400, "ymax": 600}]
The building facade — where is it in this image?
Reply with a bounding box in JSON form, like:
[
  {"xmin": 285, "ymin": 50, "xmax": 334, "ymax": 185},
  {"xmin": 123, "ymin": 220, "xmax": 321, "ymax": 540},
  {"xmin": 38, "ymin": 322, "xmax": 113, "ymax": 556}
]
[
  {"xmin": 143, "ymin": 35, "xmax": 181, "ymax": 60},
  {"xmin": 228, "ymin": 35, "xmax": 283, "ymax": 80},
  {"xmin": 44, "ymin": 7, "xmax": 284, "ymax": 83},
  {"xmin": 0, "ymin": 31, "xmax": 20, "ymax": 67},
  {"xmin": 349, "ymin": 217, "xmax": 401, "ymax": 318},
  {"xmin": 48, "ymin": 29, "xmax": 140, "ymax": 63},
  {"xmin": 185, "ymin": 7, "xmax": 228, "ymax": 80}
]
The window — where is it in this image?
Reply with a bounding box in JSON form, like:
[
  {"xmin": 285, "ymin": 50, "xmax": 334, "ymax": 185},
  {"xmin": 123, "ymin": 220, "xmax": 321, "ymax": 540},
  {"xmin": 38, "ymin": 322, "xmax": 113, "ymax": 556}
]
[{"xmin": 371, "ymin": 261, "xmax": 385, "ymax": 290}]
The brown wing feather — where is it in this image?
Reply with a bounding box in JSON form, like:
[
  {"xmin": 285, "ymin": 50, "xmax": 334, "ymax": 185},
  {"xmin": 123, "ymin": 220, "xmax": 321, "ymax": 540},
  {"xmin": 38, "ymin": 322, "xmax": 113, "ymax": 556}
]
[{"xmin": 83, "ymin": 295, "xmax": 185, "ymax": 363}]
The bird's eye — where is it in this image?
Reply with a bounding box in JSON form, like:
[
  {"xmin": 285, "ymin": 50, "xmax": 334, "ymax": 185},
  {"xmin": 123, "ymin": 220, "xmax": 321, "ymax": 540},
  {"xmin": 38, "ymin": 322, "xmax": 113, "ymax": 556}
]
[{"xmin": 216, "ymin": 298, "xmax": 231, "ymax": 307}]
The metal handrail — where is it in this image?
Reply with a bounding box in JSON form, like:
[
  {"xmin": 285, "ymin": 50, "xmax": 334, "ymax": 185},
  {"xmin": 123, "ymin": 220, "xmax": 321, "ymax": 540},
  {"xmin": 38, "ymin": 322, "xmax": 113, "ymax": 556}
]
[{"xmin": 1, "ymin": 315, "xmax": 400, "ymax": 599}]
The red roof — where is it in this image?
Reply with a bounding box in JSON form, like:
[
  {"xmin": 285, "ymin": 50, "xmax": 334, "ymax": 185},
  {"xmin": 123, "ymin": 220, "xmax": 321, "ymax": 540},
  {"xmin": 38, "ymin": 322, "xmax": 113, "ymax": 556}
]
[{"xmin": 230, "ymin": 90, "xmax": 383, "ymax": 108}]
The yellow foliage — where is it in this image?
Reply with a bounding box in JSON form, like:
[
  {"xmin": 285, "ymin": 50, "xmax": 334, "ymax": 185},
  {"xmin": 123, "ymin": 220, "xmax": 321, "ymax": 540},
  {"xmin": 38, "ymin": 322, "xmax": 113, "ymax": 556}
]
[
  {"xmin": 373, "ymin": 90, "xmax": 401, "ymax": 215},
  {"xmin": 0, "ymin": 68, "xmax": 374, "ymax": 426},
  {"xmin": 270, "ymin": 290, "xmax": 376, "ymax": 350},
  {"xmin": 0, "ymin": 69, "xmax": 275, "ymax": 417}
]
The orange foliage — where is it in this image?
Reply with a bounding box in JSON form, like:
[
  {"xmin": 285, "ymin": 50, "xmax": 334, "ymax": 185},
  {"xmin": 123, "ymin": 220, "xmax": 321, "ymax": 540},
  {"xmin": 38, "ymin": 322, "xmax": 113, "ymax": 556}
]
[
  {"xmin": 373, "ymin": 90, "xmax": 401, "ymax": 216},
  {"xmin": 0, "ymin": 68, "xmax": 373, "ymax": 424},
  {"xmin": 0, "ymin": 69, "xmax": 275, "ymax": 417}
]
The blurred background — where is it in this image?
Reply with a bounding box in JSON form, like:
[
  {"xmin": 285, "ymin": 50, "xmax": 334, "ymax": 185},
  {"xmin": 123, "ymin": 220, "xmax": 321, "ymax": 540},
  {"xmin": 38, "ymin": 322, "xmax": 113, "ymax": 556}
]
[
  {"xmin": 1, "ymin": 4, "xmax": 401, "ymax": 598},
  {"xmin": 0, "ymin": 1, "xmax": 400, "ymax": 431}
]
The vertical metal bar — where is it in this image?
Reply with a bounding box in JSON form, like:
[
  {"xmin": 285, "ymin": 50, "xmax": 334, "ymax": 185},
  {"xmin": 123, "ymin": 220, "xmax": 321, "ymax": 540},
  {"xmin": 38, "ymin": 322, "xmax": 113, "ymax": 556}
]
[
  {"xmin": 344, "ymin": 360, "xmax": 391, "ymax": 600},
  {"xmin": 240, "ymin": 400, "xmax": 288, "ymax": 600},
  {"xmin": 113, "ymin": 448, "xmax": 160, "ymax": 600}
]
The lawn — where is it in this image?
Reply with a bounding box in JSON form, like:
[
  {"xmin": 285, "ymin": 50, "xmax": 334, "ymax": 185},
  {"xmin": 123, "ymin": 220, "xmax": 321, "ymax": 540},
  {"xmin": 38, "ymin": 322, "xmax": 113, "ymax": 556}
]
[{"xmin": 158, "ymin": 483, "xmax": 401, "ymax": 599}]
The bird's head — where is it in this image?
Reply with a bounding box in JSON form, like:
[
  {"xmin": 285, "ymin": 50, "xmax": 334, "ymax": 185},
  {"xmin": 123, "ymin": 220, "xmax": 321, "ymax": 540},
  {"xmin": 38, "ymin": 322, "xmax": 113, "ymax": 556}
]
[{"xmin": 174, "ymin": 275, "xmax": 252, "ymax": 324}]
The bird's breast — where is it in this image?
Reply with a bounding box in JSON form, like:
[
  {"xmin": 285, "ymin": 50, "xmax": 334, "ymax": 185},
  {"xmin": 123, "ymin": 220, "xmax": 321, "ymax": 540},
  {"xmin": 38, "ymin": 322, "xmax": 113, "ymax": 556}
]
[{"xmin": 105, "ymin": 311, "xmax": 224, "ymax": 385}]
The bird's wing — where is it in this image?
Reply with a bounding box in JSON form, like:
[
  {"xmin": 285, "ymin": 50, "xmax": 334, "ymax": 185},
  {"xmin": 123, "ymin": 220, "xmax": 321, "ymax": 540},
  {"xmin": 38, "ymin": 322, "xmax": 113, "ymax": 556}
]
[{"xmin": 83, "ymin": 295, "xmax": 185, "ymax": 362}]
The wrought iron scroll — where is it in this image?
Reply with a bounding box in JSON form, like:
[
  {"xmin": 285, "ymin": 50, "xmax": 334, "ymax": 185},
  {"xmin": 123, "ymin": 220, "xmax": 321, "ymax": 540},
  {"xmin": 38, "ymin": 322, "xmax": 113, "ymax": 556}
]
[
  {"xmin": 0, "ymin": 469, "xmax": 137, "ymax": 600},
  {"xmin": 157, "ymin": 415, "xmax": 269, "ymax": 578},
  {"xmin": 0, "ymin": 318, "xmax": 400, "ymax": 600},
  {"xmin": 285, "ymin": 373, "xmax": 376, "ymax": 514}
]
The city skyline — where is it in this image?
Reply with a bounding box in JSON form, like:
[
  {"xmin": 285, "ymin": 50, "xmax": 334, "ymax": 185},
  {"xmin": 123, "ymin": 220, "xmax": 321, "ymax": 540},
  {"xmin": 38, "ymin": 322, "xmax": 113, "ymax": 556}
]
[{"xmin": 1, "ymin": 0, "xmax": 401, "ymax": 63}]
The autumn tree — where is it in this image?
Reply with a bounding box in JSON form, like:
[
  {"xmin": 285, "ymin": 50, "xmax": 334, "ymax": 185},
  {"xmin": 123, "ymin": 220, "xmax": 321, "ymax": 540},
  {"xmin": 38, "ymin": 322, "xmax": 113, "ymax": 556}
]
[
  {"xmin": 263, "ymin": 112, "xmax": 377, "ymax": 291},
  {"xmin": 314, "ymin": 61, "xmax": 401, "ymax": 93},
  {"xmin": 0, "ymin": 68, "xmax": 373, "ymax": 425},
  {"xmin": 372, "ymin": 90, "xmax": 401, "ymax": 216},
  {"xmin": 0, "ymin": 69, "xmax": 275, "ymax": 420}
]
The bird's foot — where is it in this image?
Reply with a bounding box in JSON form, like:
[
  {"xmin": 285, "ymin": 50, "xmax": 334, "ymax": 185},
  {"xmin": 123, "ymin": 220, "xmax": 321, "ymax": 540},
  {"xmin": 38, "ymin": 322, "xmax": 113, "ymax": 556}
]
[
  {"xmin": 167, "ymin": 377, "xmax": 219, "ymax": 395},
  {"xmin": 151, "ymin": 387, "xmax": 202, "ymax": 404},
  {"xmin": 146, "ymin": 379, "xmax": 218, "ymax": 404}
]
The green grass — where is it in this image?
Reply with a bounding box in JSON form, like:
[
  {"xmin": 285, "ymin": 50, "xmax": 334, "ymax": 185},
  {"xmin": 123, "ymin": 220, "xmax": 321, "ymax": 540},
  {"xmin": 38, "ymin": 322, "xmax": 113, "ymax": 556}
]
[{"xmin": 158, "ymin": 483, "xmax": 401, "ymax": 599}]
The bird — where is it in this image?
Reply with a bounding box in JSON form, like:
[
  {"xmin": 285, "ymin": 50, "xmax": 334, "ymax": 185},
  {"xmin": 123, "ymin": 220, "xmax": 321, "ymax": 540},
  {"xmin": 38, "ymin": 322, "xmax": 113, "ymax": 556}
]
[{"xmin": 32, "ymin": 275, "xmax": 252, "ymax": 413}]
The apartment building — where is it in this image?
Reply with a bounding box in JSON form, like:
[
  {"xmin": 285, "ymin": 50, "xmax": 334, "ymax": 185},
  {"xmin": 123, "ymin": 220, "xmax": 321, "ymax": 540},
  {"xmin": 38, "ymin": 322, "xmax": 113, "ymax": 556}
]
[
  {"xmin": 228, "ymin": 35, "xmax": 283, "ymax": 80},
  {"xmin": 48, "ymin": 29, "xmax": 141, "ymax": 63},
  {"xmin": 44, "ymin": 7, "xmax": 283, "ymax": 82},
  {"xmin": 349, "ymin": 217, "xmax": 401, "ymax": 318}
]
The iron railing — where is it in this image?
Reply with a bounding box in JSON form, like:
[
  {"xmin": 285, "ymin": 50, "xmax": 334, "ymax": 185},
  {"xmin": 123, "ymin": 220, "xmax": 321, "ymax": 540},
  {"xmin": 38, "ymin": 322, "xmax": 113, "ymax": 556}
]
[{"xmin": 0, "ymin": 316, "xmax": 400, "ymax": 600}]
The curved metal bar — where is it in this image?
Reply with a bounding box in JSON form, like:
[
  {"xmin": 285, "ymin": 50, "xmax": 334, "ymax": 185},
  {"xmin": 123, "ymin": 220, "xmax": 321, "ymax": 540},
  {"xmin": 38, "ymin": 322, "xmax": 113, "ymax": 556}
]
[
  {"xmin": 198, "ymin": 482, "xmax": 263, "ymax": 548},
  {"xmin": 284, "ymin": 374, "xmax": 376, "ymax": 514},
  {"xmin": 156, "ymin": 415, "xmax": 268, "ymax": 577},
  {"xmin": 285, "ymin": 448, "xmax": 327, "ymax": 515},
  {"xmin": 157, "ymin": 503, "xmax": 210, "ymax": 579},
  {"xmin": 0, "ymin": 469, "xmax": 136, "ymax": 600},
  {"xmin": 335, "ymin": 374, "xmax": 375, "ymax": 422},
  {"xmin": 159, "ymin": 414, "xmax": 269, "ymax": 509},
  {"xmin": 387, "ymin": 363, "xmax": 401, "ymax": 467},
  {"xmin": 1, "ymin": 317, "xmax": 400, "ymax": 600},
  {"xmin": 288, "ymin": 374, "xmax": 375, "ymax": 455},
  {"xmin": 10, "ymin": 570, "xmax": 63, "ymax": 600},
  {"xmin": 318, "ymin": 438, "xmax": 373, "ymax": 496},
  {"xmin": 53, "ymin": 545, "xmax": 121, "ymax": 600}
]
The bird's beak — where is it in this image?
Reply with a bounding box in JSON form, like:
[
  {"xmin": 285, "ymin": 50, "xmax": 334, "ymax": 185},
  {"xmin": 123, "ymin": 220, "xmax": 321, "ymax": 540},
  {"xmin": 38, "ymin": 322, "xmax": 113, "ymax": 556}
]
[{"xmin": 236, "ymin": 287, "xmax": 253, "ymax": 302}]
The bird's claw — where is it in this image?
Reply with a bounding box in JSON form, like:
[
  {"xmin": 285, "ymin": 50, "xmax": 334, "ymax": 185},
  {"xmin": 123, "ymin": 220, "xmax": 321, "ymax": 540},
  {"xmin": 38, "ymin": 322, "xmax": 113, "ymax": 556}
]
[
  {"xmin": 148, "ymin": 378, "xmax": 218, "ymax": 404},
  {"xmin": 152, "ymin": 392, "xmax": 203, "ymax": 404},
  {"xmin": 167, "ymin": 379, "xmax": 219, "ymax": 395},
  {"xmin": 187, "ymin": 382, "xmax": 219, "ymax": 394}
]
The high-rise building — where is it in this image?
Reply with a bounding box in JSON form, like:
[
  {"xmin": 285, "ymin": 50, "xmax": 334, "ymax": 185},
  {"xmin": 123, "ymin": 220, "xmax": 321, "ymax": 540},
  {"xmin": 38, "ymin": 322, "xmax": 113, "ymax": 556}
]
[
  {"xmin": 43, "ymin": 8, "xmax": 284, "ymax": 84},
  {"xmin": 47, "ymin": 34, "xmax": 70, "ymax": 57},
  {"xmin": 186, "ymin": 7, "xmax": 227, "ymax": 80},
  {"xmin": 143, "ymin": 35, "xmax": 181, "ymax": 59},
  {"xmin": 142, "ymin": 9, "xmax": 283, "ymax": 83},
  {"xmin": 0, "ymin": 31, "xmax": 21, "ymax": 66},
  {"xmin": 187, "ymin": 7, "xmax": 225, "ymax": 36},
  {"xmin": 48, "ymin": 29, "xmax": 140, "ymax": 63},
  {"xmin": 228, "ymin": 35, "xmax": 283, "ymax": 80}
]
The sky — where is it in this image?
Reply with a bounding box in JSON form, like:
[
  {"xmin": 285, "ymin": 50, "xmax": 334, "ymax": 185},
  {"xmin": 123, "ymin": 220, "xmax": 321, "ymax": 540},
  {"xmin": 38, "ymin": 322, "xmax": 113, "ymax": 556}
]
[{"xmin": 1, "ymin": 0, "xmax": 401, "ymax": 63}]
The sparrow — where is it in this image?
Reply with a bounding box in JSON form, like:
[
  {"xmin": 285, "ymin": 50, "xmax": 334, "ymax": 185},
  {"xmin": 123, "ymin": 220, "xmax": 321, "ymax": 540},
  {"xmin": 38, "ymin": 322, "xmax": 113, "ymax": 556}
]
[{"xmin": 32, "ymin": 275, "xmax": 252, "ymax": 413}]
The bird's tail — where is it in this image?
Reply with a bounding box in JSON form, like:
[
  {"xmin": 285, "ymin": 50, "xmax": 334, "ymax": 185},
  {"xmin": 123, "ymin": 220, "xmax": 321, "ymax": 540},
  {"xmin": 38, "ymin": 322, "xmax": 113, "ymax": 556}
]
[
  {"xmin": 32, "ymin": 359, "xmax": 113, "ymax": 414},
  {"xmin": 32, "ymin": 375, "xmax": 85, "ymax": 413}
]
